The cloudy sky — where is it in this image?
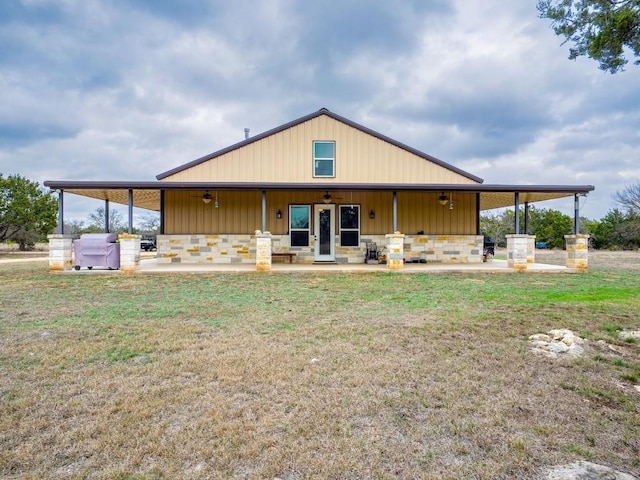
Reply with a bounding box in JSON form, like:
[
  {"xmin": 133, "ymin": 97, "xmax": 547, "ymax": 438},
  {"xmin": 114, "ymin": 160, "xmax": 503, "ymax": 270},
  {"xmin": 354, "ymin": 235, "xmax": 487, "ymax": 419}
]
[{"xmin": 1, "ymin": 0, "xmax": 639, "ymax": 222}]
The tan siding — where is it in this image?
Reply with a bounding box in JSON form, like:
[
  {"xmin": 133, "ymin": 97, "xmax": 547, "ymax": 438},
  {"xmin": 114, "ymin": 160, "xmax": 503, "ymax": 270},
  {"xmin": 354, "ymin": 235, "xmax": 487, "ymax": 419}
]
[
  {"xmin": 162, "ymin": 116, "xmax": 479, "ymax": 185},
  {"xmin": 164, "ymin": 191, "xmax": 262, "ymax": 234},
  {"xmin": 164, "ymin": 190, "xmax": 477, "ymax": 235},
  {"xmin": 396, "ymin": 192, "xmax": 477, "ymax": 235}
]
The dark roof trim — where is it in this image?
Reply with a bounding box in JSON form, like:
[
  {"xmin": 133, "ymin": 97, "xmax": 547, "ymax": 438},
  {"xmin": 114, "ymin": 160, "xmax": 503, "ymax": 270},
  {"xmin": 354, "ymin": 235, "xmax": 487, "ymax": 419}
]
[
  {"xmin": 155, "ymin": 108, "xmax": 484, "ymax": 183},
  {"xmin": 44, "ymin": 180, "xmax": 595, "ymax": 194}
]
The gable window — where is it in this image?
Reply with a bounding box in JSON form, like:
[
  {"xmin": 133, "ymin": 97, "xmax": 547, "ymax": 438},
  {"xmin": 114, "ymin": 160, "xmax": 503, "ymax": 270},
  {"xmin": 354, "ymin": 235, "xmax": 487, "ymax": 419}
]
[
  {"xmin": 339, "ymin": 205, "xmax": 360, "ymax": 247},
  {"xmin": 313, "ymin": 141, "xmax": 335, "ymax": 177},
  {"xmin": 289, "ymin": 205, "xmax": 310, "ymax": 247}
]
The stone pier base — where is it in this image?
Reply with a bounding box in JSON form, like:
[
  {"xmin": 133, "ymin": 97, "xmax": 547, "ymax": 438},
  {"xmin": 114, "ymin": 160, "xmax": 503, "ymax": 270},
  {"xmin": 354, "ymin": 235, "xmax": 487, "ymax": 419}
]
[
  {"xmin": 256, "ymin": 231, "xmax": 272, "ymax": 271},
  {"xmin": 386, "ymin": 232, "xmax": 405, "ymax": 270},
  {"xmin": 119, "ymin": 234, "xmax": 141, "ymax": 272},
  {"xmin": 48, "ymin": 234, "xmax": 74, "ymax": 271},
  {"xmin": 526, "ymin": 235, "xmax": 536, "ymax": 264},
  {"xmin": 565, "ymin": 234, "xmax": 589, "ymax": 272},
  {"xmin": 507, "ymin": 234, "xmax": 529, "ymax": 271}
]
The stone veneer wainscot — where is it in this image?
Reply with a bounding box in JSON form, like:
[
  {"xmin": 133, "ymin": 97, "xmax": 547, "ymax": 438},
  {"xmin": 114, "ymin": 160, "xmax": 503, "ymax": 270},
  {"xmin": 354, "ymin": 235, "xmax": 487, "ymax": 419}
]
[{"xmin": 156, "ymin": 234, "xmax": 485, "ymax": 265}]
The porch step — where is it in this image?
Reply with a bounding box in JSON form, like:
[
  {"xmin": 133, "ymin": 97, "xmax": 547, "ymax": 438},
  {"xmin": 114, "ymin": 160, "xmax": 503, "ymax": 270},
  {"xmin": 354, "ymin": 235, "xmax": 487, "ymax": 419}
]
[{"xmin": 312, "ymin": 261, "xmax": 338, "ymax": 265}]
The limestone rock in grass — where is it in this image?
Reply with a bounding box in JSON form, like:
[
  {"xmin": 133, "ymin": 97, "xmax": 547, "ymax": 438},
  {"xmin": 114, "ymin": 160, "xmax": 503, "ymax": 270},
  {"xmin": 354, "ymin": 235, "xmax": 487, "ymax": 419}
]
[
  {"xmin": 619, "ymin": 330, "xmax": 640, "ymax": 341},
  {"xmin": 530, "ymin": 333, "xmax": 551, "ymax": 342},
  {"xmin": 529, "ymin": 329, "xmax": 586, "ymax": 359},
  {"xmin": 548, "ymin": 329, "xmax": 585, "ymax": 346},
  {"xmin": 545, "ymin": 460, "xmax": 637, "ymax": 479}
]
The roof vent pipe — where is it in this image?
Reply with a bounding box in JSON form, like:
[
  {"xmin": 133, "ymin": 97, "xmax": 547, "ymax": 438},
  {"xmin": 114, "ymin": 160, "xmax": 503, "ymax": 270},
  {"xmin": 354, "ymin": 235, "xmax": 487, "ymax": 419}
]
[{"xmin": 244, "ymin": 128, "xmax": 250, "ymax": 140}]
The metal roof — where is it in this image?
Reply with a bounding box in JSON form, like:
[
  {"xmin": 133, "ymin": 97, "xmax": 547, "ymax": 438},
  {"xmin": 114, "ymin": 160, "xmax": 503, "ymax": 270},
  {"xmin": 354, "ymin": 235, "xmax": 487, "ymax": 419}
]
[{"xmin": 44, "ymin": 108, "xmax": 594, "ymax": 212}]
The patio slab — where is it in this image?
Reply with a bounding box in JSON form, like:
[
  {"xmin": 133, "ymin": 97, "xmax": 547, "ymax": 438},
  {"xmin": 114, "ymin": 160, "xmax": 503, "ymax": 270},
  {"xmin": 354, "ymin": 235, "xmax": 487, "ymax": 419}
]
[{"xmin": 131, "ymin": 257, "xmax": 570, "ymax": 274}]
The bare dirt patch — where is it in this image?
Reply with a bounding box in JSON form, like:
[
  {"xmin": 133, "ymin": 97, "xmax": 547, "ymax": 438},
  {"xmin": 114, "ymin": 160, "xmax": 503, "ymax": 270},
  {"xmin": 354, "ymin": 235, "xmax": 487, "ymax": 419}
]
[{"xmin": 533, "ymin": 248, "xmax": 640, "ymax": 270}]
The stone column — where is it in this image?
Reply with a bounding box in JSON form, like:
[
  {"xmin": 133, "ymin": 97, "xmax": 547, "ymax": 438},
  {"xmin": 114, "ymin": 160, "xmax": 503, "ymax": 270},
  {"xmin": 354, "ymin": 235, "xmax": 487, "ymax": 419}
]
[
  {"xmin": 48, "ymin": 234, "xmax": 74, "ymax": 272},
  {"xmin": 386, "ymin": 232, "xmax": 405, "ymax": 270},
  {"xmin": 506, "ymin": 234, "xmax": 528, "ymax": 271},
  {"xmin": 256, "ymin": 230, "xmax": 272, "ymax": 271},
  {"xmin": 118, "ymin": 233, "xmax": 141, "ymax": 272},
  {"xmin": 526, "ymin": 235, "xmax": 536, "ymax": 264},
  {"xmin": 565, "ymin": 234, "xmax": 589, "ymax": 272}
]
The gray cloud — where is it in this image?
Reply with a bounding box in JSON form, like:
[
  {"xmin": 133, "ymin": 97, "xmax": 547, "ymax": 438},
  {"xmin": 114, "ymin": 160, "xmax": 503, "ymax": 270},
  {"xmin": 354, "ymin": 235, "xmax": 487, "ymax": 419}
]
[{"xmin": 1, "ymin": 0, "xmax": 639, "ymax": 222}]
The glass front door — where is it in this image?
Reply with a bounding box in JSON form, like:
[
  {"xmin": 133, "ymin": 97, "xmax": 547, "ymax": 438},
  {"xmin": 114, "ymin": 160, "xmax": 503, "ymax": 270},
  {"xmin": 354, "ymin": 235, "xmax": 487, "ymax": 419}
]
[{"xmin": 314, "ymin": 204, "xmax": 335, "ymax": 262}]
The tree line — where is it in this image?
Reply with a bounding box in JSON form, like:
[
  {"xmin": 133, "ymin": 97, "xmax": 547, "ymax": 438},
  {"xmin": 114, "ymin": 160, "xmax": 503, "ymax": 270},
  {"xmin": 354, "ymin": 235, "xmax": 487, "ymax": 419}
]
[{"xmin": 1, "ymin": 173, "xmax": 639, "ymax": 250}]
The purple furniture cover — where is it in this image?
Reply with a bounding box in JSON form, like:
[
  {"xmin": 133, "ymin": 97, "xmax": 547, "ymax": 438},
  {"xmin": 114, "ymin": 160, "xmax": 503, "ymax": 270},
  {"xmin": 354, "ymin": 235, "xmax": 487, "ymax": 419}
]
[{"xmin": 73, "ymin": 233, "xmax": 120, "ymax": 269}]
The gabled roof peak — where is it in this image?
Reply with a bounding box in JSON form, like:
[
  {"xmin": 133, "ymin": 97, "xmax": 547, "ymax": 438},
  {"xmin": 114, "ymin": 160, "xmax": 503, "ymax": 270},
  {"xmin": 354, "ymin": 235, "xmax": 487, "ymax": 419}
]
[{"xmin": 156, "ymin": 108, "xmax": 483, "ymax": 183}]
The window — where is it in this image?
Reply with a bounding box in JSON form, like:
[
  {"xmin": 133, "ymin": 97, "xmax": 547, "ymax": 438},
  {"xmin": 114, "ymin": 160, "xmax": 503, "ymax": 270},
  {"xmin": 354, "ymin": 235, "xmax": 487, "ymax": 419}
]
[
  {"xmin": 313, "ymin": 141, "xmax": 335, "ymax": 177},
  {"xmin": 289, "ymin": 205, "xmax": 310, "ymax": 247},
  {"xmin": 339, "ymin": 205, "xmax": 360, "ymax": 247}
]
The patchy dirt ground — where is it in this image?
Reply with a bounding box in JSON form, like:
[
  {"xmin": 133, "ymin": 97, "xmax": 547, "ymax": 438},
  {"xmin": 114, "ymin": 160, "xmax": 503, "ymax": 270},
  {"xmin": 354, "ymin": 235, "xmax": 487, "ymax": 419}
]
[
  {"xmin": 495, "ymin": 248, "xmax": 640, "ymax": 271},
  {"xmin": 534, "ymin": 249, "xmax": 640, "ymax": 270}
]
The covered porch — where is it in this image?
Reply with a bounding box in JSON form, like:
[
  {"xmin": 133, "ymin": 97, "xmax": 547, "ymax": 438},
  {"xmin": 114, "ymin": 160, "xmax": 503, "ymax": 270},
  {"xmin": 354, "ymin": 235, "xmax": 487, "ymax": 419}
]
[{"xmin": 43, "ymin": 181, "xmax": 594, "ymax": 273}]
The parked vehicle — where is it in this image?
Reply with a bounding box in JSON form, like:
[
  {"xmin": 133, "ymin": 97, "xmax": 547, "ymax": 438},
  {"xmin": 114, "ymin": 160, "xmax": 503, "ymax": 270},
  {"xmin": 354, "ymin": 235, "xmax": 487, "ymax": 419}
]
[{"xmin": 140, "ymin": 239, "xmax": 156, "ymax": 251}]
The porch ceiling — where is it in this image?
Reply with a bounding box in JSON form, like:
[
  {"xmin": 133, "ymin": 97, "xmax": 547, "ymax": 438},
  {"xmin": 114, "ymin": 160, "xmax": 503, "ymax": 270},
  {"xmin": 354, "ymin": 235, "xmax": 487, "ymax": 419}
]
[
  {"xmin": 66, "ymin": 189, "xmax": 161, "ymax": 211},
  {"xmin": 45, "ymin": 181, "xmax": 595, "ymax": 212},
  {"xmin": 478, "ymin": 191, "xmax": 577, "ymax": 211}
]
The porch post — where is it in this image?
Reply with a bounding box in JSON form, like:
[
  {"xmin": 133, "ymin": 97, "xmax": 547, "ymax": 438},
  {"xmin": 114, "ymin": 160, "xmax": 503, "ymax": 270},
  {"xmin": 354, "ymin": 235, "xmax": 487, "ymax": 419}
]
[
  {"xmin": 57, "ymin": 189, "xmax": 64, "ymax": 234},
  {"xmin": 574, "ymin": 194, "xmax": 580, "ymax": 234},
  {"xmin": 262, "ymin": 191, "xmax": 267, "ymax": 233},
  {"xmin": 160, "ymin": 190, "xmax": 165, "ymax": 234},
  {"xmin": 104, "ymin": 199, "xmax": 110, "ymax": 233},
  {"xmin": 524, "ymin": 202, "xmax": 529, "ymax": 234},
  {"xmin": 514, "ymin": 192, "xmax": 520, "ymax": 234},
  {"xmin": 476, "ymin": 193, "xmax": 481, "ymax": 235},
  {"xmin": 128, "ymin": 189, "xmax": 134, "ymax": 234},
  {"xmin": 392, "ymin": 191, "xmax": 397, "ymax": 233}
]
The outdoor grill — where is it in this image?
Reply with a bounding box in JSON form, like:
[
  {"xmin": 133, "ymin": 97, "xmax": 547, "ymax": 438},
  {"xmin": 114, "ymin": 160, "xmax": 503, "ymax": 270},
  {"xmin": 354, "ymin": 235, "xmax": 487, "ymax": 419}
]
[{"xmin": 73, "ymin": 233, "xmax": 120, "ymax": 270}]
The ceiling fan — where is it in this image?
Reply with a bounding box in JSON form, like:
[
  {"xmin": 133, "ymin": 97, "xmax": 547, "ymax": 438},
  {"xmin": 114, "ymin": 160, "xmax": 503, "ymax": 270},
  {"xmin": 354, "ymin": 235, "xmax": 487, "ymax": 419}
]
[
  {"xmin": 193, "ymin": 190, "xmax": 219, "ymax": 207},
  {"xmin": 318, "ymin": 190, "xmax": 343, "ymax": 204}
]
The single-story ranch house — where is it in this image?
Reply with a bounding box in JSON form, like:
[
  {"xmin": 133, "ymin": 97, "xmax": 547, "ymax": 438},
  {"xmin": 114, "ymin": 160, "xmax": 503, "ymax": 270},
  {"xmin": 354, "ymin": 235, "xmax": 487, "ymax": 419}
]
[{"xmin": 45, "ymin": 108, "xmax": 594, "ymax": 271}]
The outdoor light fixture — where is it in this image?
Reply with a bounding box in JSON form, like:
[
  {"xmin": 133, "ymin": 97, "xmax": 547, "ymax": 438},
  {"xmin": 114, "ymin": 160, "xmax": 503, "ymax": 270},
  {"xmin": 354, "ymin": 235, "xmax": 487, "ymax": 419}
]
[
  {"xmin": 449, "ymin": 194, "xmax": 454, "ymax": 210},
  {"xmin": 438, "ymin": 192, "xmax": 448, "ymax": 206},
  {"xmin": 369, "ymin": 209, "xmax": 375, "ymax": 219},
  {"xmin": 276, "ymin": 209, "xmax": 282, "ymax": 219}
]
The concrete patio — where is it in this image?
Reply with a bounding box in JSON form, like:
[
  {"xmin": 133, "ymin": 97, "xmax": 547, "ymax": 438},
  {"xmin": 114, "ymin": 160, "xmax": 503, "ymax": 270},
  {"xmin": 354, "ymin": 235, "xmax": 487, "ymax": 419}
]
[{"xmin": 126, "ymin": 256, "xmax": 571, "ymax": 274}]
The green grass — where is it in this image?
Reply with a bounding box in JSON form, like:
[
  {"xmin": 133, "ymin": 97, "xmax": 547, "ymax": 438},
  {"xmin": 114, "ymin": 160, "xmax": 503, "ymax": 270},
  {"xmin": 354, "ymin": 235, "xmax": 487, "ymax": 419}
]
[{"xmin": 0, "ymin": 262, "xmax": 639, "ymax": 479}]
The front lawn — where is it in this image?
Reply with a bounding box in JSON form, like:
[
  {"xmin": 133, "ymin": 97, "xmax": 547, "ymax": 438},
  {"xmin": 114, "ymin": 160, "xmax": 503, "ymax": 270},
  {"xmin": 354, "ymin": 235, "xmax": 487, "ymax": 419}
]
[{"xmin": 1, "ymin": 263, "xmax": 638, "ymax": 478}]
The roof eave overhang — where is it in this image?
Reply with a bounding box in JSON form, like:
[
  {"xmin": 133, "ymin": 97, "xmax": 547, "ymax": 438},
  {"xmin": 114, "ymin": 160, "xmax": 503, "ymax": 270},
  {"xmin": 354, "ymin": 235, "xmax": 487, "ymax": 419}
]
[
  {"xmin": 43, "ymin": 180, "xmax": 595, "ymax": 193},
  {"xmin": 43, "ymin": 180, "xmax": 595, "ymax": 212}
]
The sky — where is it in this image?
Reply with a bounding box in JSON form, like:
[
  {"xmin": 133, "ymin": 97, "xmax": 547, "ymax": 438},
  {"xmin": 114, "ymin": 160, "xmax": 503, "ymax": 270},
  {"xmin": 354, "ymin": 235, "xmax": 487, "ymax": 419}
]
[{"xmin": 1, "ymin": 0, "xmax": 639, "ymax": 224}]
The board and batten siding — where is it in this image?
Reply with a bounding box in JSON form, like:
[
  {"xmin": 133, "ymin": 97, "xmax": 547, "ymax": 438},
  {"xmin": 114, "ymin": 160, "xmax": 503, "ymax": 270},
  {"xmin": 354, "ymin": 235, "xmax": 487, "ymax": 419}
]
[
  {"xmin": 164, "ymin": 190, "xmax": 262, "ymax": 235},
  {"xmin": 163, "ymin": 190, "xmax": 478, "ymax": 236},
  {"xmin": 160, "ymin": 115, "xmax": 479, "ymax": 185}
]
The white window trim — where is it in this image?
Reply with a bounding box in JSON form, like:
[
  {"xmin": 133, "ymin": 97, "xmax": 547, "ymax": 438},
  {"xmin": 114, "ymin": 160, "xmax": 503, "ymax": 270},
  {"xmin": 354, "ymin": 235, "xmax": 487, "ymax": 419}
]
[
  {"xmin": 339, "ymin": 205, "xmax": 360, "ymax": 247},
  {"xmin": 289, "ymin": 204, "xmax": 311, "ymax": 247},
  {"xmin": 313, "ymin": 140, "xmax": 336, "ymax": 178}
]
